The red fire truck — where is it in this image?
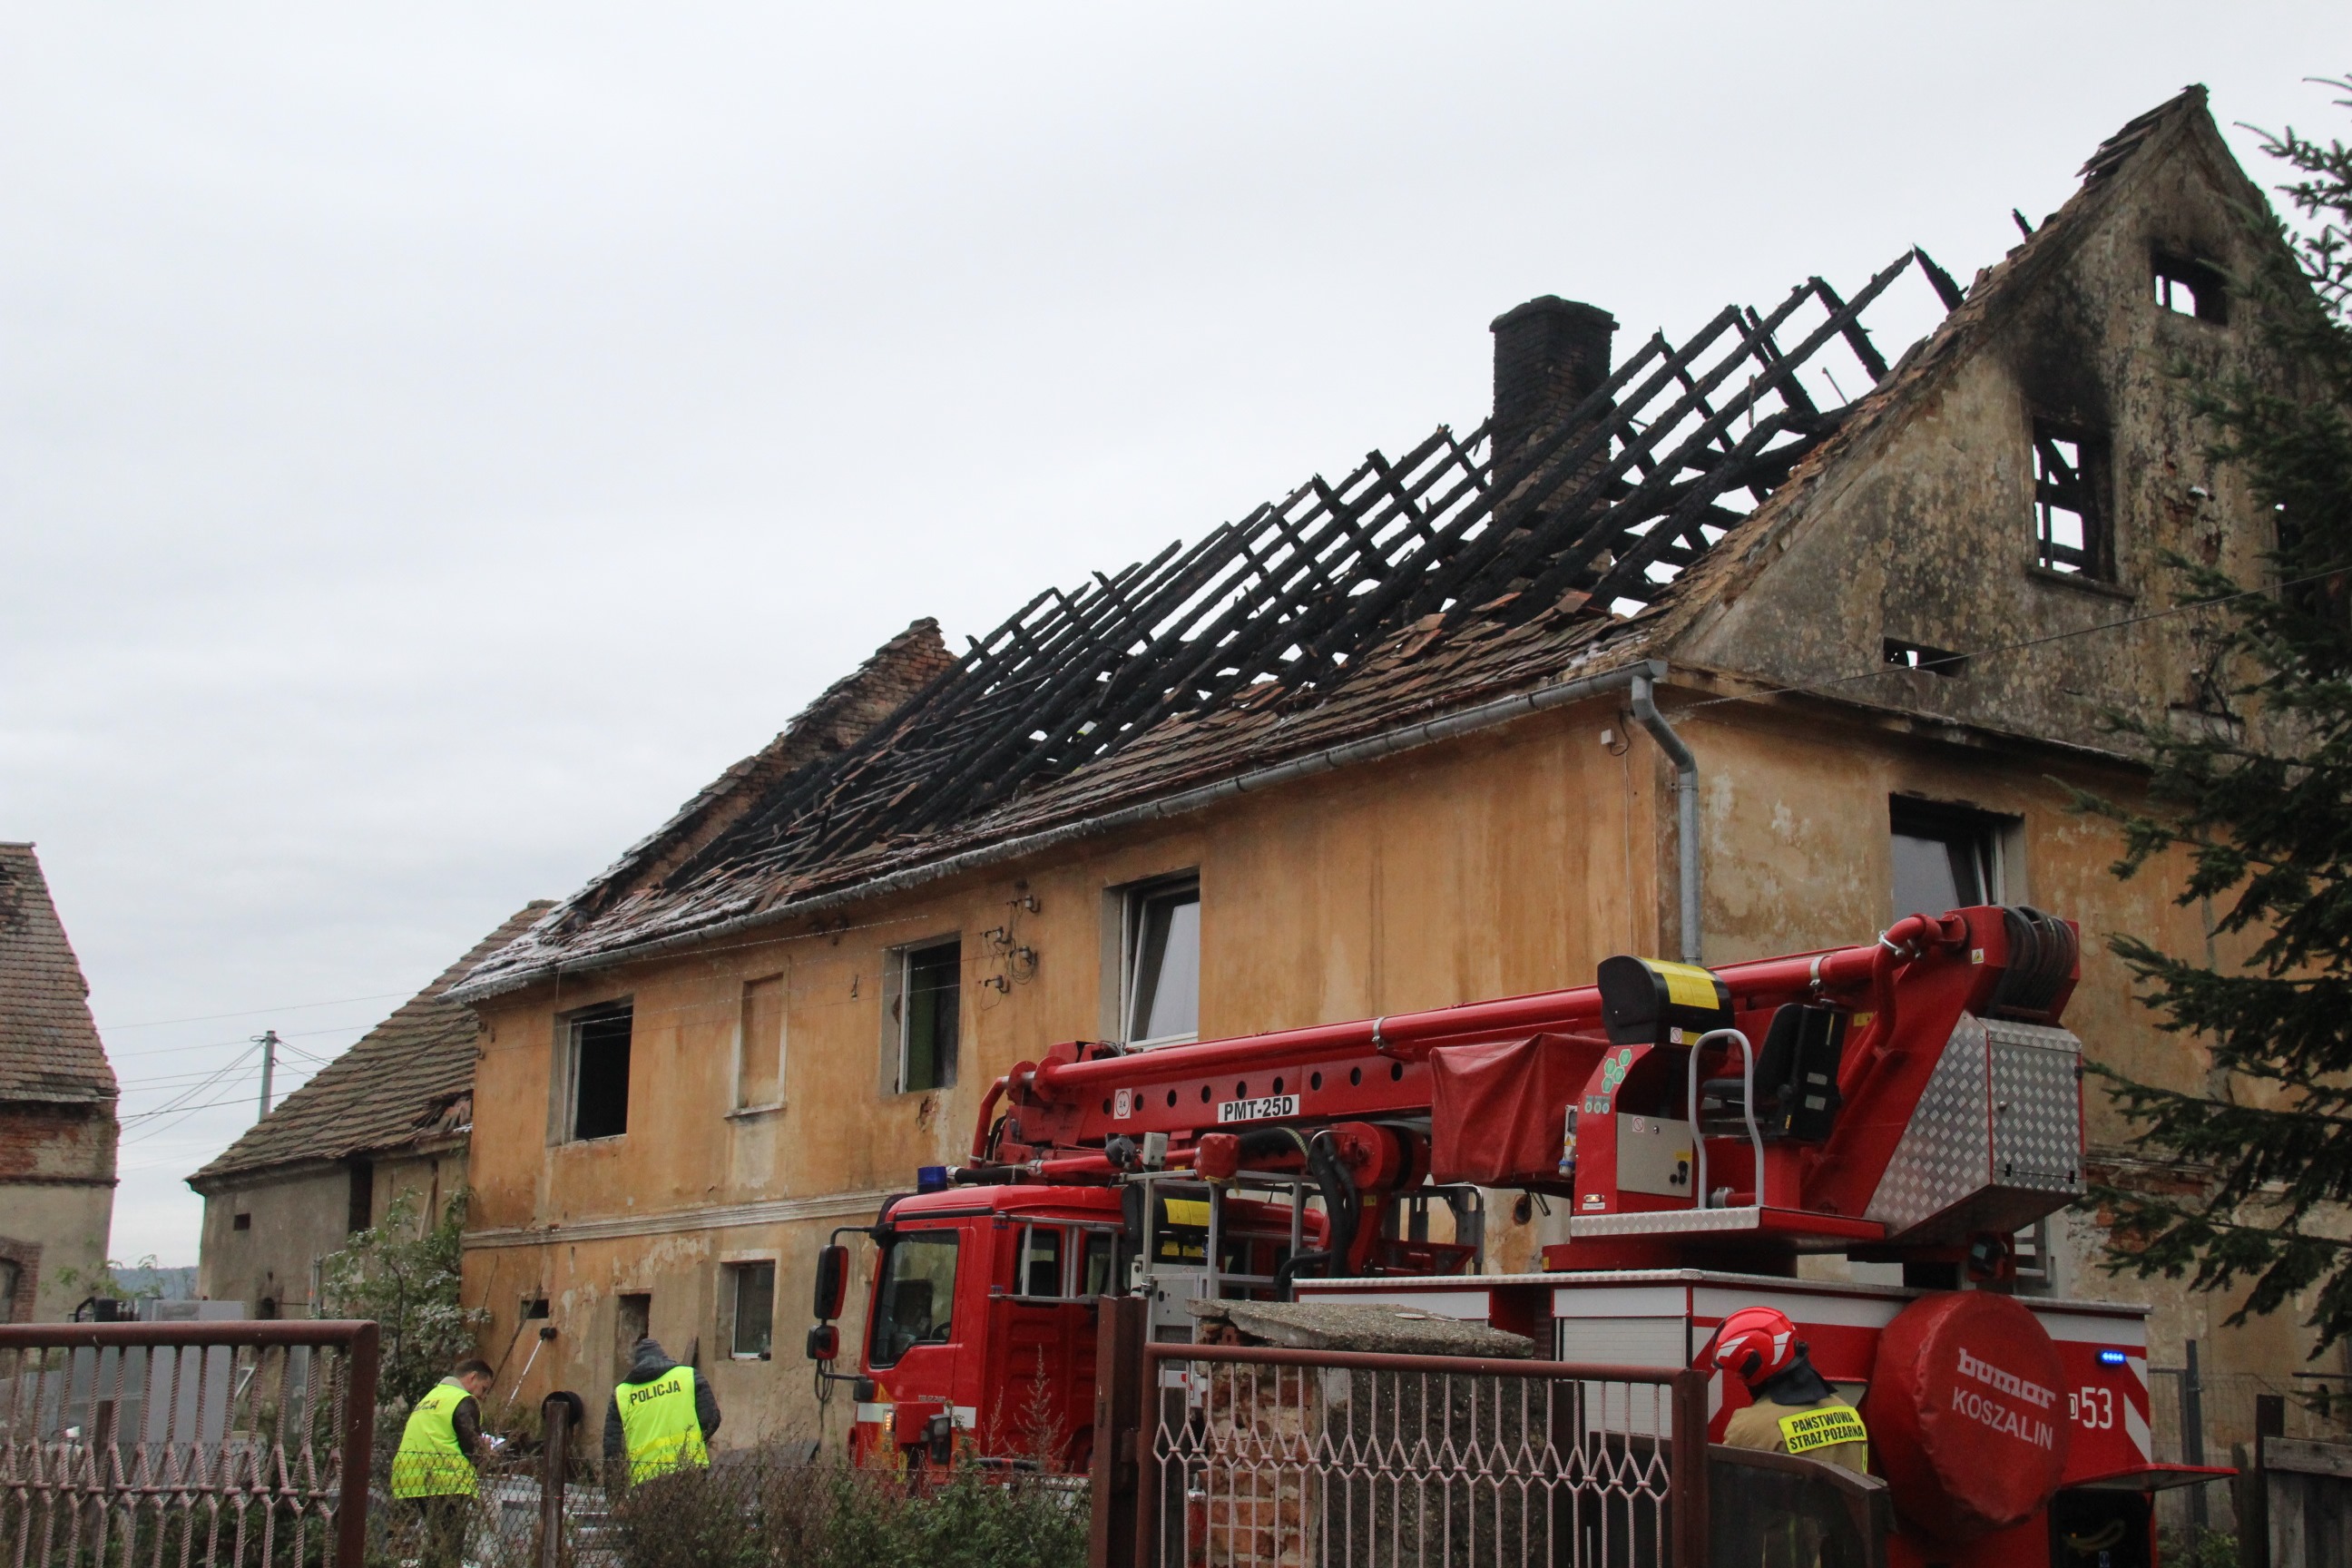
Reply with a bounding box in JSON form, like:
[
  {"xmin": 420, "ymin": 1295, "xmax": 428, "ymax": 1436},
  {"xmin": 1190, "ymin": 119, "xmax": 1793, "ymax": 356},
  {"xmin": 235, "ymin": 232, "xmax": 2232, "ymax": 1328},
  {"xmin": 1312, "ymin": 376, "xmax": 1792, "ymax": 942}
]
[{"xmin": 806, "ymin": 905, "xmax": 2225, "ymax": 1563}]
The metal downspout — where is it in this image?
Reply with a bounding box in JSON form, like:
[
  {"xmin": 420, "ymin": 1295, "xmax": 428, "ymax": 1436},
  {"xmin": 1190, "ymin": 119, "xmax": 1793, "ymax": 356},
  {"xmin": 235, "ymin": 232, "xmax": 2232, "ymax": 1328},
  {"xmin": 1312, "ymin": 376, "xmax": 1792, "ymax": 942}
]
[{"xmin": 1631, "ymin": 671, "xmax": 1701, "ymax": 965}]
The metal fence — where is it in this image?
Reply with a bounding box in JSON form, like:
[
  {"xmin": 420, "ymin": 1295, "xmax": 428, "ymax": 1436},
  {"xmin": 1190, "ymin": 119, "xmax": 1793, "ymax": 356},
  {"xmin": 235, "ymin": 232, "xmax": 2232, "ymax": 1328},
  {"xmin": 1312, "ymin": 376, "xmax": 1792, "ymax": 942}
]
[
  {"xmin": 1141, "ymin": 1344, "xmax": 1707, "ymax": 1568},
  {"xmin": 0, "ymin": 1320, "xmax": 377, "ymax": 1568}
]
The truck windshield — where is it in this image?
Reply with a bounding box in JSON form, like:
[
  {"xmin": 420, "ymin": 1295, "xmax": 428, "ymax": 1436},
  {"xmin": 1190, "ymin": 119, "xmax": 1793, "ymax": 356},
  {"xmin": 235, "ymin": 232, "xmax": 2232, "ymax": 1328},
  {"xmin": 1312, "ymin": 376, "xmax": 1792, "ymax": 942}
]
[{"xmin": 868, "ymin": 1230, "xmax": 959, "ymax": 1367}]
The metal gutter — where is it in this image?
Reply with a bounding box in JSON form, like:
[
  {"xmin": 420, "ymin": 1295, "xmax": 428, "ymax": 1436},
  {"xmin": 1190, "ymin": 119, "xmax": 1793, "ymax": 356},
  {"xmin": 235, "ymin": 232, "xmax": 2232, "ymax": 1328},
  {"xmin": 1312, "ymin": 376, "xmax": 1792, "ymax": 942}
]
[{"xmin": 447, "ymin": 655, "xmax": 1697, "ymax": 1004}]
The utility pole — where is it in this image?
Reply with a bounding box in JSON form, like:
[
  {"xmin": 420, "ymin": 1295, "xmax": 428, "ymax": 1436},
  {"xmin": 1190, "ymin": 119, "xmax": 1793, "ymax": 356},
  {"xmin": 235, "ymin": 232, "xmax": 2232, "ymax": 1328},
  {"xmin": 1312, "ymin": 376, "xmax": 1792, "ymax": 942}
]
[{"xmin": 255, "ymin": 1030, "xmax": 279, "ymax": 1120}]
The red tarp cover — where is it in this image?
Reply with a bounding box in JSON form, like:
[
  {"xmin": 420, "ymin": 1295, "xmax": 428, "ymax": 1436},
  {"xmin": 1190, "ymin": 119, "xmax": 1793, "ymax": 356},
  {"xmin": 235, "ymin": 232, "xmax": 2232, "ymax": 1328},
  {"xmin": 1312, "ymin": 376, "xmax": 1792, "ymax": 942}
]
[{"xmin": 1428, "ymin": 1033, "xmax": 1612, "ymax": 1189}]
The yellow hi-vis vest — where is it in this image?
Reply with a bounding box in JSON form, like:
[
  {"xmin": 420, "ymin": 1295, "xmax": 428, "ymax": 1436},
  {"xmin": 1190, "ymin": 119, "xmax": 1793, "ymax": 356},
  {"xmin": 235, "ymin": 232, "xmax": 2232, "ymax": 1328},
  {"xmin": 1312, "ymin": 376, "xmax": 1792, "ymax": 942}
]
[
  {"xmin": 615, "ymin": 1365, "xmax": 709, "ymax": 1482},
  {"xmin": 391, "ymin": 1380, "xmax": 478, "ymax": 1498}
]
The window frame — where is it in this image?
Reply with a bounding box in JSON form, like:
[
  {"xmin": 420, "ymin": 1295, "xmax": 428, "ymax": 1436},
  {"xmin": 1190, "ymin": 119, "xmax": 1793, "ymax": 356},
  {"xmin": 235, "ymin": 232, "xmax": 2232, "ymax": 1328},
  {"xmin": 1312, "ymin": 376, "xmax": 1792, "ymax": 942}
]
[
  {"xmin": 732, "ymin": 972, "xmax": 788, "ymax": 1114},
  {"xmin": 723, "ymin": 1258, "xmax": 777, "ymax": 1359},
  {"xmin": 1888, "ymin": 797, "xmax": 2017, "ymax": 920},
  {"xmin": 887, "ymin": 936, "xmax": 962, "ymax": 1096},
  {"xmin": 1004, "ymin": 1222, "xmax": 1122, "ymax": 1304},
  {"xmin": 555, "ymin": 1000, "xmax": 634, "ymax": 1144},
  {"xmin": 1118, "ymin": 872, "xmax": 1202, "ymax": 1048},
  {"xmin": 2151, "ymin": 250, "xmax": 2229, "ymax": 325},
  {"xmin": 2029, "ymin": 417, "xmax": 2112, "ymax": 582},
  {"xmin": 867, "ymin": 1228, "xmax": 961, "ymax": 1368}
]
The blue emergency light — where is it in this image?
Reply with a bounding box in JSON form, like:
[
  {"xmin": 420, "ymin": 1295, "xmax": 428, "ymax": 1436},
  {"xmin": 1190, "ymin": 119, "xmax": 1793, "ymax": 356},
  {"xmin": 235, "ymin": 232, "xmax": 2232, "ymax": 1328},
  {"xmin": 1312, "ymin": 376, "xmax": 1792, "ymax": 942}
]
[
  {"xmin": 2098, "ymin": 1349, "xmax": 2129, "ymax": 1366},
  {"xmin": 916, "ymin": 1165, "xmax": 950, "ymax": 1192}
]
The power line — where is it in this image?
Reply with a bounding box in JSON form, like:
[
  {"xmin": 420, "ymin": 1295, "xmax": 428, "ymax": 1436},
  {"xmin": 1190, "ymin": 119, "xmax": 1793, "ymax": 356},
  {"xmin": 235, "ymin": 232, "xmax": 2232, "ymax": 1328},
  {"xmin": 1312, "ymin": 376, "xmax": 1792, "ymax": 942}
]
[{"xmin": 99, "ymin": 990, "xmax": 412, "ymax": 1033}]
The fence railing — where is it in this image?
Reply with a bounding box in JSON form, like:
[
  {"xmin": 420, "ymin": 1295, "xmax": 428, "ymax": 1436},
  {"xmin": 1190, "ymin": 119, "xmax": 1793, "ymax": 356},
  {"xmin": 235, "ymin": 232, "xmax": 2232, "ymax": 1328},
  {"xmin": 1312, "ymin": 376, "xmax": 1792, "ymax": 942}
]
[
  {"xmin": 0, "ymin": 1320, "xmax": 378, "ymax": 1568},
  {"xmin": 1139, "ymin": 1342, "xmax": 1708, "ymax": 1568}
]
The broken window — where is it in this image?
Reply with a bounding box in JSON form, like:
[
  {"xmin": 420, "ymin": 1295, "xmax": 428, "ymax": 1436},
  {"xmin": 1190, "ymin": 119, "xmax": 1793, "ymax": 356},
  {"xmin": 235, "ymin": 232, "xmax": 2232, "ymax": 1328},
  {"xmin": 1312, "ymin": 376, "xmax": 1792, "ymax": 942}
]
[
  {"xmin": 564, "ymin": 1003, "xmax": 633, "ymax": 1141},
  {"xmin": 890, "ymin": 939, "xmax": 961, "ymax": 1094},
  {"xmin": 1890, "ymin": 799, "xmax": 2007, "ymax": 917},
  {"xmin": 727, "ymin": 1261, "xmax": 775, "ymax": 1357},
  {"xmin": 1122, "ymin": 875, "xmax": 1201, "ymax": 1045},
  {"xmin": 2032, "ymin": 421, "xmax": 2109, "ymax": 579},
  {"xmin": 1883, "ymin": 638, "xmax": 1967, "ymax": 677},
  {"xmin": 2153, "ymin": 253, "xmax": 2228, "ymax": 323},
  {"xmin": 737, "ymin": 974, "xmax": 785, "ymax": 1110}
]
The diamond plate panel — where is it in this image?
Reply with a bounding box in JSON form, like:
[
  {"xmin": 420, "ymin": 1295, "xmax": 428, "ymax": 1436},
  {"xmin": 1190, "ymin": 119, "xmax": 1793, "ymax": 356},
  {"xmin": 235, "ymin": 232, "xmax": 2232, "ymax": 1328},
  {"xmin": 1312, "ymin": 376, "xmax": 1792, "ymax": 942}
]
[
  {"xmin": 1987, "ymin": 1018, "xmax": 2084, "ymax": 1192},
  {"xmin": 1866, "ymin": 1013, "xmax": 1991, "ymax": 1236}
]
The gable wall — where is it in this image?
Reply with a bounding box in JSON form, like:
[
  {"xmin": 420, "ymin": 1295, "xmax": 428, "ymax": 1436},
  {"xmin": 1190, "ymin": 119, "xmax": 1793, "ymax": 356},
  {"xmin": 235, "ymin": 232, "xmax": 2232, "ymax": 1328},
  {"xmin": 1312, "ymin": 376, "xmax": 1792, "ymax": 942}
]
[{"xmin": 1681, "ymin": 116, "xmax": 2281, "ymax": 753}]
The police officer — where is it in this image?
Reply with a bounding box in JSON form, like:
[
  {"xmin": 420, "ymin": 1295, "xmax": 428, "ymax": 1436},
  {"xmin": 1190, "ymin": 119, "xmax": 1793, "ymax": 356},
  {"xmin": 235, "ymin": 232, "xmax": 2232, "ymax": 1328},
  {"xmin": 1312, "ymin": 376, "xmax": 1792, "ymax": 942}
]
[
  {"xmin": 390, "ymin": 1357, "xmax": 496, "ymax": 1568},
  {"xmin": 1708, "ymin": 1307, "xmax": 1869, "ymax": 1473},
  {"xmin": 604, "ymin": 1336, "xmax": 721, "ymax": 1485}
]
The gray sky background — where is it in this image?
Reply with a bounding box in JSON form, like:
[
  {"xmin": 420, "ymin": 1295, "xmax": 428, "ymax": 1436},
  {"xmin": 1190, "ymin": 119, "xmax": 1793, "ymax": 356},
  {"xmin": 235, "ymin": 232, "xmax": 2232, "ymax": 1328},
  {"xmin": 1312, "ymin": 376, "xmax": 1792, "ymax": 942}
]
[{"xmin": 4, "ymin": 5, "xmax": 2342, "ymax": 1266}]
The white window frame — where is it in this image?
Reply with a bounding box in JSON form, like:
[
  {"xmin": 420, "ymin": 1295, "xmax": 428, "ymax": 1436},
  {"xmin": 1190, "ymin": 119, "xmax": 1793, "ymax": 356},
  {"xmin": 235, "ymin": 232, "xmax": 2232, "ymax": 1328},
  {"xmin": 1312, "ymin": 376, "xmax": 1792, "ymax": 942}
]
[
  {"xmin": 883, "ymin": 936, "xmax": 962, "ymax": 1095},
  {"xmin": 552, "ymin": 1000, "xmax": 633, "ymax": 1145},
  {"xmin": 1118, "ymin": 873, "xmax": 1201, "ymax": 1048},
  {"xmin": 720, "ymin": 1254, "xmax": 779, "ymax": 1359}
]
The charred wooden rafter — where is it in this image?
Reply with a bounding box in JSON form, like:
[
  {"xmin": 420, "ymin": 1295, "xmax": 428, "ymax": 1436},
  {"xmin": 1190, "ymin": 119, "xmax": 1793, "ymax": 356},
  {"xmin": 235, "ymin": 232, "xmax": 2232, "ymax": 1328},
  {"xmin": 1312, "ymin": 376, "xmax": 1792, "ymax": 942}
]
[{"xmin": 660, "ymin": 252, "xmax": 1943, "ymax": 897}]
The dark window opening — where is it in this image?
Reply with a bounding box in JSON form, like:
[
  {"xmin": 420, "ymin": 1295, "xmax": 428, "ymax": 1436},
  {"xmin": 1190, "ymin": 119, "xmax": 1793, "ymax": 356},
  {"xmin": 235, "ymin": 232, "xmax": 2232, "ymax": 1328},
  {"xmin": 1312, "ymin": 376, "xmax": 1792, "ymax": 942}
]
[
  {"xmin": 1883, "ymin": 638, "xmax": 1968, "ymax": 677},
  {"xmin": 258, "ymin": 1297, "xmax": 279, "ymax": 1320},
  {"xmin": 346, "ymin": 1163, "xmax": 373, "ymax": 1234},
  {"xmin": 729, "ymin": 1262, "xmax": 775, "ymax": 1357},
  {"xmin": 895, "ymin": 941, "xmax": 960, "ymax": 1094},
  {"xmin": 1890, "ymin": 798, "xmax": 2006, "ymax": 918},
  {"xmin": 2033, "ymin": 421, "xmax": 2109, "ymax": 579},
  {"xmin": 524, "ymin": 1297, "xmax": 550, "ymax": 1319},
  {"xmin": 570, "ymin": 1004, "xmax": 633, "ymax": 1140},
  {"xmin": 2153, "ymin": 253, "xmax": 2228, "ymax": 323},
  {"xmin": 867, "ymin": 1230, "xmax": 959, "ymax": 1367},
  {"xmin": 231, "ymin": 1212, "xmax": 251, "ymax": 1232}
]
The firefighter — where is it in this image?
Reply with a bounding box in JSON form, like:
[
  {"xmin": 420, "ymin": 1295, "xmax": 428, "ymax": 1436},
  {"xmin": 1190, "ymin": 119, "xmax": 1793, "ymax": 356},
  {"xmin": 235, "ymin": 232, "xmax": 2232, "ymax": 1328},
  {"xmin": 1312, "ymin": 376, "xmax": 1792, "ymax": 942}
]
[
  {"xmin": 604, "ymin": 1336, "xmax": 722, "ymax": 1485},
  {"xmin": 389, "ymin": 1356, "xmax": 496, "ymax": 1568},
  {"xmin": 1709, "ymin": 1306, "xmax": 1869, "ymax": 1473}
]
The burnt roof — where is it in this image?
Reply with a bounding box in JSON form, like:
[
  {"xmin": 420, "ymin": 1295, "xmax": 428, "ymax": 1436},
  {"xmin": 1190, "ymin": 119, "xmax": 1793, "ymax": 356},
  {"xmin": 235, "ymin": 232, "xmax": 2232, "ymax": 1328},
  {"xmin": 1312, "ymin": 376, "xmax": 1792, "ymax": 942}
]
[
  {"xmin": 188, "ymin": 901, "xmax": 552, "ymax": 1188},
  {"xmin": 0, "ymin": 843, "xmax": 115, "ymax": 1103},
  {"xmin": 454, "ymin": 89, "xmax": 2215, "ymax": 1002}
]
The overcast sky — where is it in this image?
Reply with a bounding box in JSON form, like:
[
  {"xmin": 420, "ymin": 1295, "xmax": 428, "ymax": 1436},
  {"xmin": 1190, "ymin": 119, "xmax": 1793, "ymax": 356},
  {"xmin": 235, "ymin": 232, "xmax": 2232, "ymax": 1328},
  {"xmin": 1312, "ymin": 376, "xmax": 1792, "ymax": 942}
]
[{"xmin": 4, "ymin": 5, "xmax": 2341, "ymax": 1266}]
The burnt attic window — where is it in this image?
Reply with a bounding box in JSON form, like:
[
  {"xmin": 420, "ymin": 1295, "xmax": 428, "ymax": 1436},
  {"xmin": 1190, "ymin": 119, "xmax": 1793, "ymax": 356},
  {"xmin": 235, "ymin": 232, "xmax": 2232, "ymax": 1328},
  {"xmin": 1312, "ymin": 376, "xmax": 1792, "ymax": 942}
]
[
  {"xmin": 2032, "ymin": 421, "xmax": 2110, "ymax": 580},
  {"xmin": 2153, "ymin": 252, "xmax": 2228, "ymax": 323},
  {"xmin": 1884, "ymin": 639, "xmax": 1968, "ymax": 677}
]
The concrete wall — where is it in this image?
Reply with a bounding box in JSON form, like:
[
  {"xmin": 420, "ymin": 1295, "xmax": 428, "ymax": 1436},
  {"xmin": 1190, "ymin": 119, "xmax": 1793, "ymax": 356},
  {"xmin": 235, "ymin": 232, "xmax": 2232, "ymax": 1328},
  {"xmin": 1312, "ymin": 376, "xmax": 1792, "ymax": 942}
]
[
  {"xmin": 0, "ymin": 1099, "xmax": 116, "ymax": 1321},
  {"xmin": 197, "ymin": 1147, "xmax": 466, "ymax": 1315}
]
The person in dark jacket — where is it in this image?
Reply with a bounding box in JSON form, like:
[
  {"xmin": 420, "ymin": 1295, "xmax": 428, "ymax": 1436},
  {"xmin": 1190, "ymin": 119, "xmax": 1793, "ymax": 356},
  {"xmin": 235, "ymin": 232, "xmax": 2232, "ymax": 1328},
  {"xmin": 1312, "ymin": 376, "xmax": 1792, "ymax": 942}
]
[{"xmin": 603, "ymin": 1337, "xmax": 721, "ymax": 1485}]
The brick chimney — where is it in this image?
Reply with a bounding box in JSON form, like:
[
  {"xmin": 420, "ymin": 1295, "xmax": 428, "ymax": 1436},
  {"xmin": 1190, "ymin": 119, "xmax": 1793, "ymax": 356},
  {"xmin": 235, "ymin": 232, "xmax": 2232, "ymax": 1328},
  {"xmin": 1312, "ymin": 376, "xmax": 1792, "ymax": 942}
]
[{"xmin": 1489, "ymin": 297, "xmax": 1617, "ymax": 480}]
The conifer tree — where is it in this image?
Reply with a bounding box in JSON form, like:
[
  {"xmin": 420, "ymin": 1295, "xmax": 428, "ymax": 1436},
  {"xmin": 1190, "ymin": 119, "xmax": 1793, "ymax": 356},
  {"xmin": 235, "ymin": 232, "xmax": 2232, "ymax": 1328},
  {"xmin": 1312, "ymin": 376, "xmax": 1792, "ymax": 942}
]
[{"xmin": 2089, "ymin": 80, "xmax": 2352, "ymax": 1348}]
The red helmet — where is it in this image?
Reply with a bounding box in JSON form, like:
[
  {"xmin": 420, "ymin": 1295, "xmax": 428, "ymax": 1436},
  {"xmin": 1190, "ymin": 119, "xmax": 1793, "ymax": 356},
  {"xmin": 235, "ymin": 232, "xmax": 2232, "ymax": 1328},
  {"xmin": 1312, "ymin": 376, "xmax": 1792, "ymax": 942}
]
[{"xmin": 1707, "ymin": 1307, "xmax": 1800, "ymax": 1387}]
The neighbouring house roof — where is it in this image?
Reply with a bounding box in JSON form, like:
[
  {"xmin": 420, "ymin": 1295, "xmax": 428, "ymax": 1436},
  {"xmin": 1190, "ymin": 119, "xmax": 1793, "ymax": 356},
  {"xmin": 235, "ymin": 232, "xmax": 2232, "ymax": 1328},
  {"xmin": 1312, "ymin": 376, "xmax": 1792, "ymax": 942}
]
[
  {"xmin": 452, "ymin": 88, "xmax": 2221, "ymax": 1004},
  {"xmin": 188, "ymin": 901, "xmax": 553, "ymax": 1190},
  {"xmin": 0, "ymin": 843, "xmax": 116, "ymax": 1104}
]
